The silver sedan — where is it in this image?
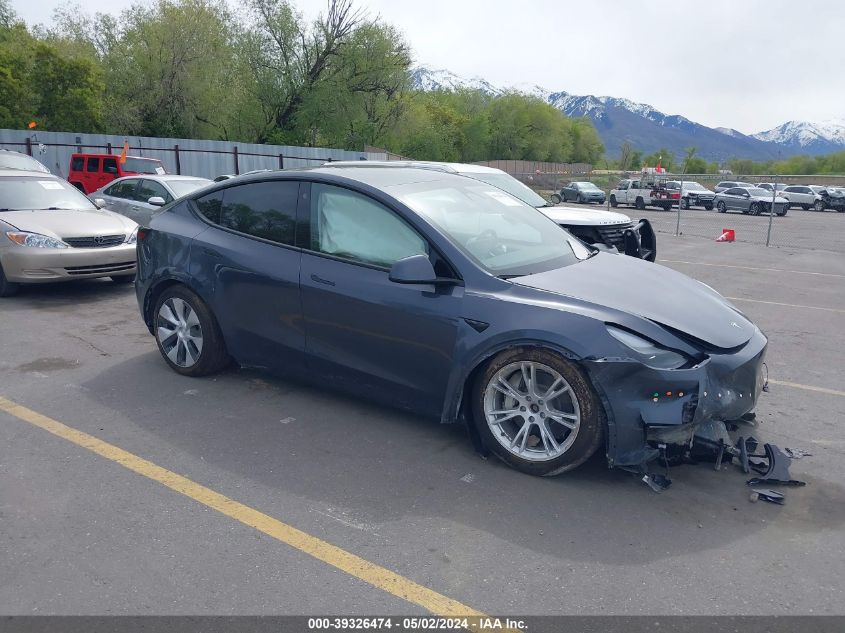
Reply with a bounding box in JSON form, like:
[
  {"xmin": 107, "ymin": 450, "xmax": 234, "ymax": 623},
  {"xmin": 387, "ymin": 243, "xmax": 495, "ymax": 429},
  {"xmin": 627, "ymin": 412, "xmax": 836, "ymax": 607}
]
[
  {"xmin": 91, "ymin": 175, "xmax": 211, "ymax": 225},
  {"xmin": 713, "ymin": 187, "xmax": 789, "ymax": 216}
]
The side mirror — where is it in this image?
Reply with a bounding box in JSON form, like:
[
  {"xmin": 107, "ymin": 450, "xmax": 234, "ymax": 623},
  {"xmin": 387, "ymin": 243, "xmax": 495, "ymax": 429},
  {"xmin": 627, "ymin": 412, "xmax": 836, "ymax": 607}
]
[
  {"xmin": 743, "ymin": 193, "xmax": 750, "ymax": 198},
  {"xmin": 389, "ymin": 254, "xmax": 457, "ymax": 286},
  {"xmin": 93, "ymin": 198, "xmax": 106, "ymax": 209},
  {"xmin": 148, "ymin": 196, "xmax": 166, "ymax": 207}
]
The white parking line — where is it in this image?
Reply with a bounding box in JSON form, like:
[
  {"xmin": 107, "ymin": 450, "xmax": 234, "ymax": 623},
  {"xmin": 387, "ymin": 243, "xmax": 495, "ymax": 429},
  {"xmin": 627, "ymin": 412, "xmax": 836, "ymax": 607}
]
[
  {"xmin": 659, "ymin": 259, "xmax": 845, "ymax": 279},
  {"xmin": 724, "ymin": 296, "xmax": 845, "ymax": 314}
]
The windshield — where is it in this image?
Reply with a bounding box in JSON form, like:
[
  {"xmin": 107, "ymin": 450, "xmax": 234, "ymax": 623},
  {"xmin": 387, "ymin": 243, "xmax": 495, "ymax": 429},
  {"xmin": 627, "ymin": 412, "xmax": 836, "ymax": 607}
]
[
  {"xmin": 746, "ymin": 188, "xmax": 771, "ymax": 196},
  {"xmin": 124, "ymin": 157, "xmax": 165, "ymax": 174},
  {"xmin": 0, "ymin": 176, "xmax": 97, "ymax": 211},
  {"xmin": 573, "ymin": 181, "xmax": 600, "ymax": 190},
  {"xmin": 391, "ymin": 179, "xmax": 591, "ymax": 277},
  {"xmin": 684, "ymin": 182, "xmax": 707, "ymax": 190},
  {"xmin": 167, "ymin": 179, "xmax": 211, "ymax": 198},
  {"xmin": 0, "ymin": 153, "xmax": 50, "ymax": 173},
  {"xmin": 457, "ymin": 171, "xmax": 548, "ymax": 208}
]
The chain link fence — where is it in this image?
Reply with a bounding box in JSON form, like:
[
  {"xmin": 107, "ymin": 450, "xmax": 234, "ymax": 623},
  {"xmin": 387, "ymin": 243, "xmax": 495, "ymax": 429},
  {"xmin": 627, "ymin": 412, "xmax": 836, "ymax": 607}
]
[{"xmin": 510, "ymin": 170, "xmax": 845, "ymax": 253}]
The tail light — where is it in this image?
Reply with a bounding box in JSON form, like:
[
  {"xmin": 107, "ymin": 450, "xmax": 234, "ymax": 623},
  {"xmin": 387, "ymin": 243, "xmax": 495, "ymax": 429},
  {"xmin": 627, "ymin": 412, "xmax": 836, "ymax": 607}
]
[{"xmin": 137, "ymin": 228, "xmax": 150, "ymax": 242}]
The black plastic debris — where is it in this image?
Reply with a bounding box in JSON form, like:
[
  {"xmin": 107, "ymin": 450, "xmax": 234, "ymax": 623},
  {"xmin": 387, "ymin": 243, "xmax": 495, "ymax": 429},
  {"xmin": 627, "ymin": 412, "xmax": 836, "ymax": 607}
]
[
  {"xmin": 785, "ymin": 447, "xmax": 812, "ymax": 459},
  {"xmin": 746, "ymin": 444, "xmax": 807, "ymax": 487},
  {"xmin": 642, "ymin": 473, "xmax": 672, "ymax": 493},
  {"xmin": 749, "ymin": 488, "xmax": 785, "ymax": 505}
]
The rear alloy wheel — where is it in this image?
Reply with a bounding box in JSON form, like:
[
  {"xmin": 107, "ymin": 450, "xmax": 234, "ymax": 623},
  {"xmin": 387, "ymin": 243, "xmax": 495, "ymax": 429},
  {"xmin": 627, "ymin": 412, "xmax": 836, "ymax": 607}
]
[
  {"xmin": 717, "ymin": 201, "xmax": 727, "ymax": 213},
  {"xmin": 813, "ymin": 199, "xmax": 825, "ymax": 212},
  {"xmin": 474, "ymin": 348, "xmax": 604, "ymax": 477},
  {"xmin": 609, "ymin": 195, "xmax": 618, "ymax": 208},
  {"xmin": 550, "ymin": 193, "xmax": 562, "ymax": 204},
  {"xmin": 0, "ymin": 262, "xmax": 20, "ymax": 298},
  {"xmin": 154, "ymin": 286, "xmax": 229, "ymax": 377}
]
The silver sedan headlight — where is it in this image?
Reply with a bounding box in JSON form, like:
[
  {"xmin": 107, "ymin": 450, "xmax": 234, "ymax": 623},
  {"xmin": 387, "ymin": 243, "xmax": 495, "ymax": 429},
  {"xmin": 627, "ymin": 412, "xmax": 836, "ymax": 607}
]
[{"xmin": 6, "ymin": 231, "xmax": 69, "ymax": 249}]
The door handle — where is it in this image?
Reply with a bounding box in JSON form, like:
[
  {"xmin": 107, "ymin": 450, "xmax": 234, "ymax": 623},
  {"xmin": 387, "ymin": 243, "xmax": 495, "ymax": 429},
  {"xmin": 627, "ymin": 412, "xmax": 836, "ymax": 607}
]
[{"xmin": 310, "ymin": 273, "xmax": 335, "ymax": 287}]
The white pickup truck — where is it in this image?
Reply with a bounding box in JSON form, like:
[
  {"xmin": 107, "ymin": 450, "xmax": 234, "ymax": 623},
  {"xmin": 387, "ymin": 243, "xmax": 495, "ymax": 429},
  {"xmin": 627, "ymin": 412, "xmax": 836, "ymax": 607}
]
[{"xmin": 610, "ymin": 177, "xmax": 680, "ymax": 211}]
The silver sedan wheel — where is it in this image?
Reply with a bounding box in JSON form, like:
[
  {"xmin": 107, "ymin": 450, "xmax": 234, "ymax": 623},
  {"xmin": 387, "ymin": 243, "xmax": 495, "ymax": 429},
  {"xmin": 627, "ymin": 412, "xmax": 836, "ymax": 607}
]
[
  {"xmin": 482, "ymin": 361, "xmax": 581, "ymax": 462},
  {"xmin": 156, "ymin": 297, "xmax": 204, "ymax": 368}
]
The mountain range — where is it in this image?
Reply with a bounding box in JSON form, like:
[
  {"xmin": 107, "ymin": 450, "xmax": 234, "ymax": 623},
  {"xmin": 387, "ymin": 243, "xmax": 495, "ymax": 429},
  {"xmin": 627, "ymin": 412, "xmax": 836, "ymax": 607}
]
[{"xmin": 410, "ymin": 68, "xmax": 845, "ymax": 162}]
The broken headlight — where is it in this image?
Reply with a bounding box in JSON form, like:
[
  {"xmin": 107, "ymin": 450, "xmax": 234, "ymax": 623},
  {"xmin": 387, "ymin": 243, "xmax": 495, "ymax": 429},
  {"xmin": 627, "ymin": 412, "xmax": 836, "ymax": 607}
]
[{"xmin": 607, "ymin": 325, "xmax": 691, "ymax": 370}]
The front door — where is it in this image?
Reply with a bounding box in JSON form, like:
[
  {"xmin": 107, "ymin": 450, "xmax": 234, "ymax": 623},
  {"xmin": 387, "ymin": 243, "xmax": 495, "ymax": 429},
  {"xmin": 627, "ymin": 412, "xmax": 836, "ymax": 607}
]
[{"xmin": 299, "ymin": 182, "xmax": 462, "ymax": 415}]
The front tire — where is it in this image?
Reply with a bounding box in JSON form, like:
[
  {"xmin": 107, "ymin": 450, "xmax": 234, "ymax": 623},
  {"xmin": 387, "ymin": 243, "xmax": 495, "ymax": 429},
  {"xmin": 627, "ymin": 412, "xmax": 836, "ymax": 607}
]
[
  {"xmin": 576, "ymin": 194, "xmax": 584, "ymax": 204},
  {"xmin": 0, "ymin": 262, "xmax": 20, "ymax": 297},
  {"xmin": 550, "ymin": 193, "xmax": 562, "ymax": 204},
  {"xmin": 609, "ymin": 195, "xmax": 618, "ymax": 208},
  {"xmin": 635, "ymin": 197, "xmax": 646, "ymax": 210},
  {"xmin": 749, "ymin": 202, "xmax": 761, "ymax": 216},
  {"xmin": 801, "ymin": 204, "xmax": 810, "ymax": 210},
  {"xmin": 473, "ymin": 347, "xmax": 604, "ymax": 477},
  {"xmin": 680, "ymin": 197, "xmax": 689, "ymax": 210},
  {"xmin": 704, "ymin": 203, "xmax": 714, "ymax": 211},
  {"xmin": 153, "ymin": 285, "xmax": 229, "ymax": 377},
  {"xmin": 813, "ymin": 200, "xmax": 825, "ymax": 212}
]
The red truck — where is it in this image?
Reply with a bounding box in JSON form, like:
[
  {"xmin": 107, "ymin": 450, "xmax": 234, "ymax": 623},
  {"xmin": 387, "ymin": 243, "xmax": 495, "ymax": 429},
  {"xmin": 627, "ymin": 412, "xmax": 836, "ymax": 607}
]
[{"xmin": 68, "ymin": 153, "xmax": 167, "ymax": 194}]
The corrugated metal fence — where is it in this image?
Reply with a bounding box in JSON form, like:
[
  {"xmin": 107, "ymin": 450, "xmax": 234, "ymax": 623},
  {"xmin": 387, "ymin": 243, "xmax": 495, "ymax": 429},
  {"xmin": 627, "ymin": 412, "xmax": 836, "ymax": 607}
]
[{"xmin": 0, "ymin": 129, "xmax": 386, "ymax": 180}]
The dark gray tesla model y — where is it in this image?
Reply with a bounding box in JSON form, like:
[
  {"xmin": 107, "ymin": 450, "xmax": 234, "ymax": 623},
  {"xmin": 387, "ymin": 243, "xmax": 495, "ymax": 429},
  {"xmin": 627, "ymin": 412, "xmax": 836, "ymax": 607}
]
[{"xmin": 135, "ymin": 166, "xmax": 767, "ymax": 477}]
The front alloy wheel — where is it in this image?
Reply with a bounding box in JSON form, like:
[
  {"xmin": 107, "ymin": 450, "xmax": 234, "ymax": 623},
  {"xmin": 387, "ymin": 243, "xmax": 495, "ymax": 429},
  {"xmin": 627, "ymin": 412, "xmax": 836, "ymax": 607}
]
[{"xmin": 475, "ymin": 348, "xmax": 603, "ymax": 476}]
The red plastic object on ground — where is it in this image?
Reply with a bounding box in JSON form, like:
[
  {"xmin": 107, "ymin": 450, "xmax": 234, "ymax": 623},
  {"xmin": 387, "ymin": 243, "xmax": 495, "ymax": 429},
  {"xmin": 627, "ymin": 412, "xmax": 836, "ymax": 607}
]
[{"xmin": 716, "ymin": 228, "xmax": 735, "ymax": 242}]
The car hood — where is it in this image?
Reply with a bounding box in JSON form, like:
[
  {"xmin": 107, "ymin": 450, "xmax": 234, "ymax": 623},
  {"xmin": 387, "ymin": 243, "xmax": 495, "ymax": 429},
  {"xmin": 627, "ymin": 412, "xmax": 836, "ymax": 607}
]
[
  {"xmin": 513, "ymin": 253, "xmax": 754, "ymax": 349},
  {"xmin": 540, "ymin": 206, "xmax": 631, "ymax": 227},
  {"xmin": 685, "ymin": 189, "xmax": 714, "ymax": 196},
  {"xmin": 750, "ymin": 195, "xmax": 788, "ymax": 202},
  {"xmin": 0, "ymin": 208, "xmax": 137, "ymax": 239}
]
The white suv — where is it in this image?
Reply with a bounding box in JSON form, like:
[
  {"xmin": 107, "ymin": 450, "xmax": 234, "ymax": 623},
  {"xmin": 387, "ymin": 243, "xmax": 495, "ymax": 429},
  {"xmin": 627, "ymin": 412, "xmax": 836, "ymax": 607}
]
[{"xmin": 779, "ymin": 185, "xmax": 823, "ymax": 210}]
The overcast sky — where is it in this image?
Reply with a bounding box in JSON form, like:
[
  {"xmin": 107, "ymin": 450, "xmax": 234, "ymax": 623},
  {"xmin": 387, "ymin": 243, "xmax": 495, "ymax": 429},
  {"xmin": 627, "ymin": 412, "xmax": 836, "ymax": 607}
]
[{"xmin": 12, "ymin": 0, "xmax": 843, "ymax": 134}]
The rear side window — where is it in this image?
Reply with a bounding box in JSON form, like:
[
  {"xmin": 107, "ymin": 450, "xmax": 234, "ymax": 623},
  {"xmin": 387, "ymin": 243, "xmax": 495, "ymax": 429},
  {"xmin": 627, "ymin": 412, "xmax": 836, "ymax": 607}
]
[
  {"xmin": 71, "ymin": 156, "xmax": 84, "ymax": 171},
  {"xmin": 106, "ymin": 179, "xmax": 139, "ymax": 199},
  {"xmin": 196, "ymin": 182, "xmax": 298, "ymax": 246},
  {"xmin": 86, "ymin": 157, "xmax": 100, "ymax": 173},
  {"xmin": 104, "ymin": 158, "xmax": 118, "ymax": 174}
]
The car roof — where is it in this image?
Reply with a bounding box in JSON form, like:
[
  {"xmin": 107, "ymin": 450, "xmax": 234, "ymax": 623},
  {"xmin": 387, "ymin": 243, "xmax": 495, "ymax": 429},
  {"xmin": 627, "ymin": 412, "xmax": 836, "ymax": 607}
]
[
  {"xmin": 309, "ymin": 165, "xmax": 472, "ymax": 188},
  {"xmin": 0, "ymin": 168, "xmax": 59, "ymax": 178},
  {"xmin": 107, "ymin": 174, "xmax": 209, "ymax": 183},
  {"xmin": 71, "ymin": 153, "xmax": 161, "ymax": 160},
  {"xmin": 322, "ymin": 160, "xmax": 505, "ymax": 175}
]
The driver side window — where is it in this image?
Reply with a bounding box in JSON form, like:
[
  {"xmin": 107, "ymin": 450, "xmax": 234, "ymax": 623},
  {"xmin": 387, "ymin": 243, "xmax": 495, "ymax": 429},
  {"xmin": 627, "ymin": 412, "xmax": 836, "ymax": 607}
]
[{"xmin": 310, "ymin": 184, "xmax": 428, "ymax": 268}]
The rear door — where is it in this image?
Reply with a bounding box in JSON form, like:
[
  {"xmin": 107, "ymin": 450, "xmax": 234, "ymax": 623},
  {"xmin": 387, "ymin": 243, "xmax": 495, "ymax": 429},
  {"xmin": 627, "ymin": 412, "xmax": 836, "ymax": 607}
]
[
  {"xmin": 298, "ymin": 182, "xmax": 463, "ymax": 415},
  {"xmin": 724, "ymin": 188, "xmax": 745, "ymax": 212},
  {"xmin": 100, "ymin": 178, "xmax": 140, "ymax": 215},
  {"xmin": 190, "ymin": 180, "xmax": 304, "ymax": 370}
]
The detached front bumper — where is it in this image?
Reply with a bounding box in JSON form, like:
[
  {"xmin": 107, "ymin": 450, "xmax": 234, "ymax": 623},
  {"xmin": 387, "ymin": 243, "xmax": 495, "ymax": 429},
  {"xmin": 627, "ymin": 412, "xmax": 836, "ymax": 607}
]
[
  {"xmin": 586, "ymin": 326, "xmax": 768, "ymax": 468},
  {"xmin": 1, "ymin": 243, "xmax": 136, "ymax": 283}
]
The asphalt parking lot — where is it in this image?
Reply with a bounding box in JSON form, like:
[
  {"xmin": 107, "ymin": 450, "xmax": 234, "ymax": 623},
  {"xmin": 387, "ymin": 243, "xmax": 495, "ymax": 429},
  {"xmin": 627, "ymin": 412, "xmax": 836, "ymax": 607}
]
[{"xmin": 1, "ymin": 233, "xmax": 844, "ymax": 617}]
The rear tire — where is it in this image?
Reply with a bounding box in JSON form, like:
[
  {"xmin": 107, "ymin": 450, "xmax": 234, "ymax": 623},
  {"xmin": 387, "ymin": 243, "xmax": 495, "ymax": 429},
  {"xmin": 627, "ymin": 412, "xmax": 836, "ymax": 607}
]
[
  {"xmin": 609, "ymin": 195, "xmax": 618, "ymax": 208},
  {"xmin": 749, "ymin": 202, "xmax": 761, "ymax": 216},
  {"xmin": 801, "ymin": 204, "xmax": 810, "ymax": 210},
  {"xmin": 473, "ymin": 347, "xmax": 604, "ymax": 477},
  {"xmin": 0, "ymin": 262, "xmax": 20, "ymax": 297},
  {"xmin": 635, "ymin": 197, "xmax": 646, "ymax": 210},
  {"xmin": 813, "ymin": 200, "xmax": 825, "ymax": 212},
  {"xmin": 153, "ymin": 285, "xmax": 230, "ymax": 377},
  {"xmin": 717, "ymin": 201, "xmax": 727, "ymax": 213},
  {"xmin": 704, "ymin": 203, "xmax": 714, "ymax": 211}
]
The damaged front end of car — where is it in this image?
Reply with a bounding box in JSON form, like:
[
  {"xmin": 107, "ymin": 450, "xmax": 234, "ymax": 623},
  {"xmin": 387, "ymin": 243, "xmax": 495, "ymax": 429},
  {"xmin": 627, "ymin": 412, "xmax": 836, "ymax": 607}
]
[{"xmin": 584, "ymin": 324, "xmax": 768, "ymax": 482}]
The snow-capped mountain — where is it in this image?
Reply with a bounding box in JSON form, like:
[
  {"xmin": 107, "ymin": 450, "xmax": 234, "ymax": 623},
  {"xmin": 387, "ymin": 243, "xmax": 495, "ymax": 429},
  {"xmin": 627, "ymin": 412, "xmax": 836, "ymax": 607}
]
[
  {"xmin": 410, "ymin": 67, "xmax": 845, "ymax": 160},
  {"xmin": 752, "ymin": 119, "xmax": 845, "ymax": 154}
]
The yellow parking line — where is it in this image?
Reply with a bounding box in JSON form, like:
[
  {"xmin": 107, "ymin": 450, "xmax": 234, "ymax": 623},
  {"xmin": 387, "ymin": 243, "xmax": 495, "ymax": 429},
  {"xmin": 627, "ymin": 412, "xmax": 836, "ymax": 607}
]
[
  {"xmin": 724, "ymin": 296, "xmax": 845, "ymax": 314},
  {"xmin": 768, "ymin": 380, "xmax": 845, "ymax": 398},
  {"xmin": 659, "ymin": 259, "xmax": 845, "ymax": 278},
  {"xmin": 0, "ymin": 396, "xmax": 487, "ymax": 622}
]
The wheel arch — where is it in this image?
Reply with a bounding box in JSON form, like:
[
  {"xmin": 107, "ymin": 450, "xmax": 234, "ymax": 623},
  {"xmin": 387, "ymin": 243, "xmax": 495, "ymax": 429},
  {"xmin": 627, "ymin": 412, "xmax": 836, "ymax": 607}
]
[{"xmin": 142, "ymin": 274, "xmax": 206, "ymax": 333}]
